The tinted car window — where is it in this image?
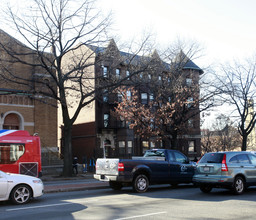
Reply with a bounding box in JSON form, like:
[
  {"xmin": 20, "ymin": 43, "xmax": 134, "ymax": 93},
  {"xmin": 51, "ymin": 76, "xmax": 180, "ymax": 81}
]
[
  {"xmin": 199, "ymin": 153, "xmax": 224, "ymax": 163},
  {"xmin": 248, "ymin": 154, "xmax": 256, "ymax": 165},
  {"xmin": 144, "ymin": 150, "xmax": 165, "ymax": 157},
  {"xmin": 174, "ymin": 152, "xmax": 187, "ymax": 163},
  {"xmin": 237, "ymin": 154, "xmax": 250, "ymax": 164},
  {"xmin": 229, "ymin": 156, "xmax": 238, "ymax": 163},
  {"xmin": 167, "ymin": 151, "xmax": 174, "ymax": 162}
]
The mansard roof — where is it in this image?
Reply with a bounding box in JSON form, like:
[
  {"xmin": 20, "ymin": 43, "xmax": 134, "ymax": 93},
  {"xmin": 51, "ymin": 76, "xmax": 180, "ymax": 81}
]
[{"xmin": 86, "ymin": 40, "xmax": 203, "ymax": 74}]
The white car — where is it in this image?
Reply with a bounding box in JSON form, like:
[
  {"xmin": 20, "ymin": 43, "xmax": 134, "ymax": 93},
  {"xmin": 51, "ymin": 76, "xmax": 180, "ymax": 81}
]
[{"xmin": 0, "ymin": 170, "xmax": 44, "ymax": 204}]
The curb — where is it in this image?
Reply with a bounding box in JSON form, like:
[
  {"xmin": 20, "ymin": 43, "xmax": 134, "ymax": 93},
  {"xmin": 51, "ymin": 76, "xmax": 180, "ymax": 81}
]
[
  {"xmin": 44, "ymin": 185, "xmax": 109, "ymax": 193},
  {"xmin": 44, "ymin": 182, "xmax": 109, "ymax": 193}
]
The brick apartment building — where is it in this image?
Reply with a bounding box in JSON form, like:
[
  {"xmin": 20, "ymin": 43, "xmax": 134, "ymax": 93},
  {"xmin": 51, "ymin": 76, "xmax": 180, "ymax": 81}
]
[
  {"xmin": 0, "ymin": 29, "xmax": 58, "ymax": 164},
  {"xmin": 65, "ymin": 39, "xmax": 203, "ymax": 162}
]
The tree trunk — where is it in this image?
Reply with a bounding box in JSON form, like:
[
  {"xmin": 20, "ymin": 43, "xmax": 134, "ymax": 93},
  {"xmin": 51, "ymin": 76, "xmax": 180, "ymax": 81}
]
[
  {"xmin": 241, "ymin": 134, "xmax": 247, "ymax": 151},
  {"xmin": 171, "ymin": 131, "xmax": 178, "ymax": 150},
  {"xmin": 62, "ymin": 124, "xmax": 73, "ymax": 176}
]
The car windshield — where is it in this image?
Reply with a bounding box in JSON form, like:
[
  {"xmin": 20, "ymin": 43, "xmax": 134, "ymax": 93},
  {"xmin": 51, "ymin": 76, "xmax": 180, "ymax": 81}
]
[
  {"xmin": 144, "ymin": 150, "xmax": 165, "ymax": 157},
  {"xmin": 199, "ymin": 153, "xmax": 224, "ymax": 163}
]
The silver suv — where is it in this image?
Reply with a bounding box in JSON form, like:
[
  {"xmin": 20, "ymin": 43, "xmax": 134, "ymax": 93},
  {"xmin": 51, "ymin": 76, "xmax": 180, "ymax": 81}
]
[{"xmin": 193, "ymin": 151, "xmax": 256, "ymax": 194}]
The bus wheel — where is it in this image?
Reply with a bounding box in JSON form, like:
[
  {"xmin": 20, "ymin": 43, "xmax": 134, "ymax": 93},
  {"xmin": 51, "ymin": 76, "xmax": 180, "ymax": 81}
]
[{"xmin": 10, "ymin": 184, "xmax": 32, "ymax": 204}]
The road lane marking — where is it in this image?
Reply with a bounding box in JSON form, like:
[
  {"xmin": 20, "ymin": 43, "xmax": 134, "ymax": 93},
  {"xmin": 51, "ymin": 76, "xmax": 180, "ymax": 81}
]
[
  {"xmin": 6, "ymin": 202, "xmax": 70, "ymax": 212},
  {"xmin": 113, "ymin": 211, "xmax": 167, "ymax": 220}
]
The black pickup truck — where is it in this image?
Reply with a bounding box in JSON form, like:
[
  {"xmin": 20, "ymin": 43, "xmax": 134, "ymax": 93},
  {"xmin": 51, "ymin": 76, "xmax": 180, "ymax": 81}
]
[{"xmin": 94, "ymin": 149, "xmax": 195, "ymax": 192}]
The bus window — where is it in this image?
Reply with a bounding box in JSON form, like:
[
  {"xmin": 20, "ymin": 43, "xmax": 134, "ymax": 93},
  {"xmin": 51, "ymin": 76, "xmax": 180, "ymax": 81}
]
[{"xmin": 0, "ymin": 144, "xmax": 25, "ymax": 164}]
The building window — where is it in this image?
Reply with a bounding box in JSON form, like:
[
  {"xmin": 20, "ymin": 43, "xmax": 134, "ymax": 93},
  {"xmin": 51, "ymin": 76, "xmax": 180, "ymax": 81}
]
[
  {"xmin": 126, "ymin": 90, "xmax": 131, "ymax": 100},
  {"xmin": 103, "ymin": 89, "xmax": 108, "ymax": 102},
  {"xmin": 127, "ymin": 121, "xmax": 132, "ymax": 129},
  {"xmin": 187, "ymin": 97, "xmax": 193, "ymax": 108},
  {"xmin": 103, "ymin": 66, "xmax": 108, "ymax": 78},
  {"xmin": 150, "ymin": 142, "xmax": 155, "ymax": 148},
  {"xmin": 141, "ymin": 93, "xmax": 147, "ymax": 104},
  {"xmin": 142, "ymin": 141, "xmax": 149, "ymax": 154},
  {"xmin": 149, "ymin": 94, "xmax": 154, "ymax": 102},
  {"xmin": 188, "ymin": 140, "xmax": 196, "ymax": 153},
  {"xmin": 126, "ymin": 70, "xmax": 130, "ymax": 80},
  {"xmin": 127, "ymin": 141, "xmax": 133, "ymax": 154},
  {"xmin": 186, "ymin": 78, "xmax": 192, "ymax": 86},
  {"xmin": 119, "ymin": 141, "xmax": 125, "ymax": 155},
  {"xmin": 103, "ymin": 113, "xmax": 109, "ymax": 127},
  {"xmin": 3, "ymin": 113, "xmax": 20, "ymax": 130},
  {"xmin": 150, "ymin": 118, "xmax": 154, "ymax": 129},
  {"xmin": 188, "ymin": 119, "xmax": 194, "ymax": 128},
  {"xmin": 116, "ymin": 68, "xmax": 120, "ymax": 78},
  {"xmin": 117, "ymin": 92, "xmax": 122, "ymax": 102},
  {"xmin": 119, "ymin": 116, "xmax": 125, "ymax": 128}
]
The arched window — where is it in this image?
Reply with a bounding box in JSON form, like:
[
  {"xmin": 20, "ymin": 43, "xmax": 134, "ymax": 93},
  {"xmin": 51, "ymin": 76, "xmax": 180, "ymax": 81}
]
[{"xmin": 3, "ymin": 113, "xmax": 20, "ymax": 130}]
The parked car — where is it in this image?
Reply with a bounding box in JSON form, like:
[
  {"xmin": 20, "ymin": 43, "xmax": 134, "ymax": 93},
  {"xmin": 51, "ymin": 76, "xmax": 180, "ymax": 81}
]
[
  {"xmin": 0, "ymin": 170, "xmax": 44, "ymax": 204},
  {"xmin": 193, "ymin": 151, "xmax": 256, "ymax": 194},
  {"xmin": 94, "ymin": 149, "xmax": 195, "ymax": 193}
]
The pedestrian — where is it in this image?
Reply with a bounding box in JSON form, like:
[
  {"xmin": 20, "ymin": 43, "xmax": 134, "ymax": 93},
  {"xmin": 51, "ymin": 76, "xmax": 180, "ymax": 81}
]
[
  {"xmin": 82, "ymin": 156, "xmax": 87, "ymax": 173},
  {"xmin": 89, "ymin": 157, "xmax": 95, "ymax": 172},
  {"xmin": 73, "ymin": 157, "xmax": 78, "ymax": 175}
]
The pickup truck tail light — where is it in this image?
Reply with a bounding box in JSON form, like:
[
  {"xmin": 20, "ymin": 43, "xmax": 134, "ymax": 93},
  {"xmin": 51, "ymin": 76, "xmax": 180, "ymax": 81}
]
[
  {"xmin": 118, "ymin": 162, "xmax": 124, "ymax": 172},
  {"xmin": 221, "ymin": 154, "xmax": 228, "ymax": 171}
]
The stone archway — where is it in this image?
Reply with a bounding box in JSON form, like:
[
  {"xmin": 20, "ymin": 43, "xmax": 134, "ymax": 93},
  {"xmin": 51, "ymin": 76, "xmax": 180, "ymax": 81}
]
[
  {"xmin": 3, "ymin": 113, "xmax": 20, "ymax": 130},
  {"xmin": 2, "ymin": 112, "xmax": 24, "ymax": 130}
]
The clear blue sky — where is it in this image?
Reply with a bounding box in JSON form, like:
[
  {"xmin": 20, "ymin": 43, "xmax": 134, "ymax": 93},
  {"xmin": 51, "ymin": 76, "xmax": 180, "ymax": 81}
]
[{"xmin": 98, "ymin": 0, "xmax": 256, "ymax": 66}]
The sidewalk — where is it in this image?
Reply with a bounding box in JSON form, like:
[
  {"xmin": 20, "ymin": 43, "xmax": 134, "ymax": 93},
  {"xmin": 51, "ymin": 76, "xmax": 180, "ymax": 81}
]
[{"xmin": 41, "ymin": 173, "xmax": 109, "ymax": 193}]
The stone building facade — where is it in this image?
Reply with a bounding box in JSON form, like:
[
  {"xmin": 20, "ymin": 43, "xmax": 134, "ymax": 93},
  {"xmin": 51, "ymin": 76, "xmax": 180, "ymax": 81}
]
[
  {"xmin": 0, "ymin": 30, "xmax": 58, "ymax": 164},
  {"xmin": 63, "ymin": 39, "xmax": 203, "ymax": 162}
]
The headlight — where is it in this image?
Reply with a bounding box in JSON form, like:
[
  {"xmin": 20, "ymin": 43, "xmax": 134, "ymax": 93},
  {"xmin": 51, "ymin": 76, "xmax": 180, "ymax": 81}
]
[{"xmin": 33, "ymin": 179, "xmax": 42, "ymax": 184}]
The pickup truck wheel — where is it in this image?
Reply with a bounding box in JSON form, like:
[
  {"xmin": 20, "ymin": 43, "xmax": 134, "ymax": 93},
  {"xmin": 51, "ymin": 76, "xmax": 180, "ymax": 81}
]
[
  {"xmin": 133, "ymin": 174, "xmax": 149, "ymax": 193},
  {"xmin": 109, "ymin": 181, "xmax": 122, "ymax": 190}
]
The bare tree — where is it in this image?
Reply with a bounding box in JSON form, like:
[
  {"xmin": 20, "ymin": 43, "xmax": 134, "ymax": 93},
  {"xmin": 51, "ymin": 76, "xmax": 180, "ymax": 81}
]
[
  {"xmin": 201, "ymin": 114, "xmax": 241, "ymax": 154},
  {"xmin": 213, "ymin": 57, "xmax": 256, "ymax": 151},
  {"xmin": 0, "ymin": 0, "xmax": 158, "ymax": 176}
]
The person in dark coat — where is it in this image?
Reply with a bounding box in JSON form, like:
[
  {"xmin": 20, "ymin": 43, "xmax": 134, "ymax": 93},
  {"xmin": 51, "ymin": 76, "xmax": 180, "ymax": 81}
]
[{"xmin": 73, "ymin": 157, "xmax": 78, "ymax": 174}]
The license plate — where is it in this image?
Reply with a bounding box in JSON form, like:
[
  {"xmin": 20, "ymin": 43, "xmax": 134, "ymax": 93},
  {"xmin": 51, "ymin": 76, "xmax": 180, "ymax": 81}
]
[{"xmin": 203, "ymin": 167, "xmax": 210, "ymax": 172}]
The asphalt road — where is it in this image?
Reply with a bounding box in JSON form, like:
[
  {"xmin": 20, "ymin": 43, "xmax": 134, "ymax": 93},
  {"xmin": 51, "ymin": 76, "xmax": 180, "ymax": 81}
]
[{"xmin": 1, "ymin": 184, "xmax": 256, "ymax": 220}]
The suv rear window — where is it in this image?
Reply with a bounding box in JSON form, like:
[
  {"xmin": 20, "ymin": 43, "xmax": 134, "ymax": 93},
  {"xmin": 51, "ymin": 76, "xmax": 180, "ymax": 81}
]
[{"xmin": 199, "ymin": 153, "xmax": 224, "ymax": 163}]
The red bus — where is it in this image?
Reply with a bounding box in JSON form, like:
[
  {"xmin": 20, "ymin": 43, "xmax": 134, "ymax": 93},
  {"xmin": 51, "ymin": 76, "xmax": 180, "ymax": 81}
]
[{"xmin": 0, "ymin": 130, "xmax": 42, "ymax": 177}]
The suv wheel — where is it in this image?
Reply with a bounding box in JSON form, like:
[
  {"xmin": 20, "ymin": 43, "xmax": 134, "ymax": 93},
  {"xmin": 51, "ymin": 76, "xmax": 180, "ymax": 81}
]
[
  {"xmin": 233, "ymin": 176, "xmax": 245, "ymax": 195},
  {"xmin": 200, "ymin": 185, "xmax": 212, "ymax": 193}
]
